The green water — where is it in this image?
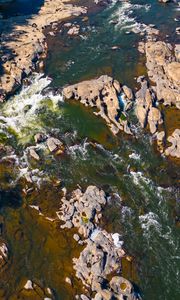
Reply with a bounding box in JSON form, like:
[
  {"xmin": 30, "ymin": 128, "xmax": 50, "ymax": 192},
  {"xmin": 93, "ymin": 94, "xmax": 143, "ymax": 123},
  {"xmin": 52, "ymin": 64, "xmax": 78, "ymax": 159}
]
[{"xmin": 0, "ymin": 0, "xmax": 180, "ymax": 299}]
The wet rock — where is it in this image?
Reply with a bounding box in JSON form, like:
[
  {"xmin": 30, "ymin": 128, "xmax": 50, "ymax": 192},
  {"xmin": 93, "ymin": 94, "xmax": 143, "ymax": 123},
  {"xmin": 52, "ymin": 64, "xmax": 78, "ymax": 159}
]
[
  {"xmin": 47, "ymin": 137, "xmax": 63, "ymax": 153},
  {"xmin": 24, "ymin": 280, "xmax": 33, "ymax": 290},
  {"xmin": 63, "ymin": 76, "xmax": 133, "ymax": 135},
  {"xmin": 34, "ymin": 133, "xmax": 47, "ymax": 143},
  {"xmin": 65, "ymin": 277, "xmax": 72, "ymax": 285},
  {"xmin": 29, "ymin": 148, "xmax": 40, "ymax": 161},
  {"xmin": 0, "ymin": 240, "xmax": 8, "ymax": 270},
  {"xmin": 67, "ymin": 25, "xmax": 80, "ymax": 36}
]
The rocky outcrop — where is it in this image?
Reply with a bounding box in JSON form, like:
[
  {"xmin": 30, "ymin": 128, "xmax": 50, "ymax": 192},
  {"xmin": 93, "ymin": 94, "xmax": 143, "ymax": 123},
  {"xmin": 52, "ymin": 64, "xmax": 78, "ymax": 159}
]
[
  {"xmin": 135, "ymin": 76, "xmax": 163, "ymax": 134},
  {"xmin": 165, "ymin": 129, "xmax": 180, "ymax": 158},
  {"xmin": 58, "ymin": 186, "xmax": 139, "ymax": 300},
  {"xmin": 144, "ymin": 41, "xmax": 180, "ymax": 109},
  {"xmin": 63, "ymin": 76, "xmax": 133, "ymax": 135},
  {"xmin": 0, "ymin": 0, "xmax": 87, "ymax": 99}
]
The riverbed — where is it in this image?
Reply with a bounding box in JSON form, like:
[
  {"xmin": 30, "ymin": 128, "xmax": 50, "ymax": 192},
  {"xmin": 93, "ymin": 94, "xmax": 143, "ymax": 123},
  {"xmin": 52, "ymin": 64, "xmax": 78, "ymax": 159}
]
[{"xmin": 0, "ymin": 1, "xmax": 180, "ymax": 299}]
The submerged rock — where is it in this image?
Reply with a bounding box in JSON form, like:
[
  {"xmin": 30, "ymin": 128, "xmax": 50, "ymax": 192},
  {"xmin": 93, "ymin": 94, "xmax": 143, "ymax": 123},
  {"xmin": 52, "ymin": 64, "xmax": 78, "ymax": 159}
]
[{"xmin": 63, "ymin": 76, "xmax": 133, "ymax": 135}]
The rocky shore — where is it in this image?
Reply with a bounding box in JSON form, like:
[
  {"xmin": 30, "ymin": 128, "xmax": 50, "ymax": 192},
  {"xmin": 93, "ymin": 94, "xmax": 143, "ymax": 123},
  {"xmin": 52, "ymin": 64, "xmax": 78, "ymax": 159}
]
[{"xmin": 0, "ymin": 0, "xmax": 87, "ymax": 100}]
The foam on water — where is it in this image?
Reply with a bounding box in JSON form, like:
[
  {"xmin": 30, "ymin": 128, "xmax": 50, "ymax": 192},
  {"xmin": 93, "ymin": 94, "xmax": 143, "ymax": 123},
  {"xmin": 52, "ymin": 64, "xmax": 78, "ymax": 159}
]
[
  {"xmin": 0, "ymin": 73, "xmax": 63, "ymax": 141},
  {"xmin": 110, "ymin": 1, "xmax": 151, "ymax": 30}
]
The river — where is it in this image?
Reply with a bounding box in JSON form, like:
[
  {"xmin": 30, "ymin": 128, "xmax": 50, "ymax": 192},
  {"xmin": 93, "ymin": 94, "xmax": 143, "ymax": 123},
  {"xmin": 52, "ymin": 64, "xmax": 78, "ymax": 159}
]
[{"xmin": 0, "ymin": 1, "xmax": 179, "ymax": 299}]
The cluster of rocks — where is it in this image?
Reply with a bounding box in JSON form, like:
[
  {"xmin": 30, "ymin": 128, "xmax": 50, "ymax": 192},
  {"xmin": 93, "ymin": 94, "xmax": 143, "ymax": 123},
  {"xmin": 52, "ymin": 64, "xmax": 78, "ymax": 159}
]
[
  {"xmin": 0, "ymin": 0, "xmax": 87, "ymax": 99},
  {"xmin": 63, "ymin": 75, "xmax": 134, "ymax": 135},
  {"xmin": 64, "ymin": 22, "xmax": 80, "ymax": 36},
  {"xmin": 143, "ymin": 41, "xmax": 180, "ymax": 109},
  {"xmin": 137, "ymin": 40, "xmax": 180, "ymax": 159},
  {"xmin": 135, "ymin": 76, "xmax": 163, "ymax": 134},
  {"xmin": 13, "ymin": 279, "xmax": 54, "ymax": 300},
  {"xmin": 29, "ymin": 135, "xmax": 64, "ymax": 161},
  {"xmin": 58, "ymin": 186, "xmax": 139, "ymax": 300}
]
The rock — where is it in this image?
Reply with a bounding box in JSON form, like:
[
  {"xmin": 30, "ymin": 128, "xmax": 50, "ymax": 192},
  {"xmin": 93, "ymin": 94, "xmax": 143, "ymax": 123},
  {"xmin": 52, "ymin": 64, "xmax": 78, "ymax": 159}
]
[
  {"xmin": 34, "ymin": 133, "xmax": 47, "ymax": 143},
  {"xmin": 24, "ymin": 280, "xmax": 33, "ymax": 290},
  {"xmin": 80, "ymin": 295, "xmax": 90, "ymax": 300},
  {"xmin": 135, "ymin": 76, "xmax": 163, "ymax": 134},
  {"xmin": 47, "ymin": 137, "xmax": 63, "ymax": 153},
  {"xmin": 0, "ymin": 240, "xmax": 8, "ymax": 270},
  {"xmin": 122, "ymin": 85, "xmax": 133, "ymax": 100},
  {"xmin": 67, "ymin": 25, "xmax": 80, "ymax": 36},
  {"xmin": 165, "ymin": 62, "xmax": 180, "ymax": 84},
  {"xmin": 63, "ymin": 76, "xmax": 133, "ymax": 135},
  {"xmin": 148, "ymin": 106, "xmax": 163, "ymax": 134},
  {"xmin": 144, "ymin": 41, "xmax": 180, "ymax": 108},
  {"xmin": 29, "ymin": 148, "xmax": 40, "ymax": 161},
  {"xmin": 136, "ymin": 105, "xmax": 147, "ymax": 128},
  {"xmin": 110, "ymin": 276, "xmax": 134, "ymax": 297},
  {"xmin": 165, "ymin": 129, "xmax": 180, "ymax": 158},
  {"xmin": 73, "ymin": 234, "xmax": 80, "ymax": 241},
  {"xmin": 65, "ymin": 277, "xmax": 72, "ymax": 285}
]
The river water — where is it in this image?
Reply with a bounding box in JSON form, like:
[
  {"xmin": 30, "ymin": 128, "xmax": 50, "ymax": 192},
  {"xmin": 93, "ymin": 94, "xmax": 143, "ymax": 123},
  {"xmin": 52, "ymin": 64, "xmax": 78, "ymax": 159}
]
[{"xmin": 0, "ymin": 1, "xmax": 180, "ymax": 299}]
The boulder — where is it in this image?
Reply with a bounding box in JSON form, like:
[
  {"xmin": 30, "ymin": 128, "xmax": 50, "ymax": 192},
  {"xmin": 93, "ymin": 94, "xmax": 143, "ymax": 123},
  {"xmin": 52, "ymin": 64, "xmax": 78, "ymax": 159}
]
[{"xmin": 47, "ymin": 137, "xmax": 63, "ymax": 153}]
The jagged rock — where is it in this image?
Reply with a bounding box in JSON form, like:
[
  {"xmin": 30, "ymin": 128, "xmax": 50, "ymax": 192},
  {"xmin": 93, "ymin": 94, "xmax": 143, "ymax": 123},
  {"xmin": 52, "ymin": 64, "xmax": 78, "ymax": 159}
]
[
  {"xmin": 144, "ymin": 41, "xmax": 180, "ymax": 109},
  {"xmin": 29, "ymin": 148, "xmax": 40, "ymax": 161},
  {"xmin": 47, "ymin": 137, "xmax": 64, "ymax": 153},
  {"xmin": 63, "ymin": 76, "xmax": 133, "ymax": 135}
]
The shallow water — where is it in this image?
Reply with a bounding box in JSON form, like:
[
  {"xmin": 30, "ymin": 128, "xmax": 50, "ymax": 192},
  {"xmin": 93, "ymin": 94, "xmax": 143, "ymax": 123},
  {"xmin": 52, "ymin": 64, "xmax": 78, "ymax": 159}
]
[{"xmin": 0, "ymin": 0, "xmax": 180, "ymax": 299}]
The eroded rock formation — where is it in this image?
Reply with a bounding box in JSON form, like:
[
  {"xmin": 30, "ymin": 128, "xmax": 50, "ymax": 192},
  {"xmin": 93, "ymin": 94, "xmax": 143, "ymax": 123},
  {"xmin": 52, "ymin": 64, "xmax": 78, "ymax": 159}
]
[
  {"xmin": 63, "ymin": 76, "xmax": 133, "ymax": 135},
  {"xmin": 58, "ymin": 186, "xmax": 139, "ymax": 300}
]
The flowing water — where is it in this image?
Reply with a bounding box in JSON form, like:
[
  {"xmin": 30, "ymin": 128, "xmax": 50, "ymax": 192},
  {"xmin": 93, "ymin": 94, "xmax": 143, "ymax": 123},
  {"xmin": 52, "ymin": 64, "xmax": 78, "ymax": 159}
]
[{"xmin": 0, "ymin": 1, "xmax": 180, "ymax": 299}]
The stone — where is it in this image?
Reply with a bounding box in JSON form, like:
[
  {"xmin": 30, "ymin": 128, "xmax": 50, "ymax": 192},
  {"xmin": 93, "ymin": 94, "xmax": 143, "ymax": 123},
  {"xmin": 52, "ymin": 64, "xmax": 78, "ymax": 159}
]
[
  {"xmin": 47, "ymin": 137, "xmax": 63, "ymax": 152},
  {"xmin": 165, "ymin": 129, "xmax": 180, "ymax": 158},
  {"xmin": 34, "ymin": 133, "xmax": 47, "ymax": 143},
  {"xmin": 29, "ymin": 148, "xmax": 40, "ymax": 161},
  {"xmin": 122, "ymin": 85, "xmax": 133, "ymax": 100},
  {"xmin": 24, "ymin": 280, "xmax": 33, "ymax": 290},
  {"xmin": 65, "ymin": 277, "xmax": 72, "ymax": 285},
  {"xmin": 0, "ymin": 240, "xmax": 8, "ymax": 270}
]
